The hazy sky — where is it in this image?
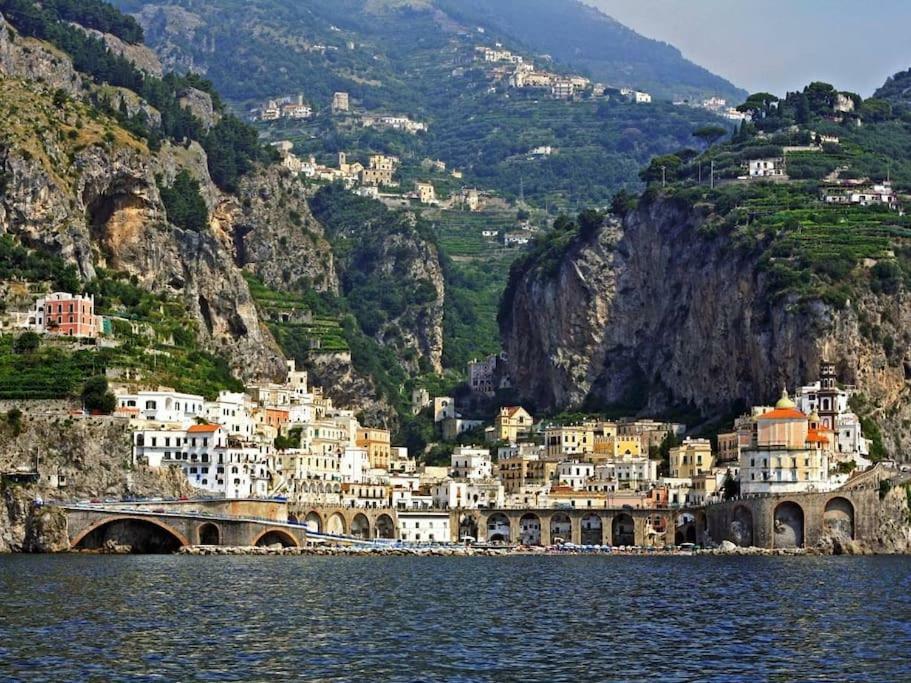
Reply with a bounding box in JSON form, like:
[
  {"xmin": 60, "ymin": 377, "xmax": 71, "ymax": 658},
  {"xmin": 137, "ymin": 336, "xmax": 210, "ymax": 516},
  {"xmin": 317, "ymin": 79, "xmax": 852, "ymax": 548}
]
[{"xmin": 587, "ymin": 0, "xmax": 911, "ymax": 97}]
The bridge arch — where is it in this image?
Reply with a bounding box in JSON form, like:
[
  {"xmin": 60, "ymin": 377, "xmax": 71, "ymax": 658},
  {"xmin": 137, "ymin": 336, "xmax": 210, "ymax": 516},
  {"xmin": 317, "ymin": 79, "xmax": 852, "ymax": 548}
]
[
  {"xmin": 824, "ymin": 497, "xmax": 855, "ymax": 540},
  {"xmin": 773, "ymin": 501, "xmax": 805, "ymax": 548},
  {"xmin": 253, "ymin": 528, "xmax": 299, "ymax": 548},
  {"xmin": 611, "ymin": 513, "xmax": 635, "ymax": 547},
  {"xmin": 458, "ymin": 514, "xmax": 479, "ymax": 542},
  {"xmin": 303, "ymin": 511, "xmax": 323, "ymax": 533},
  {"xmin": 375, "ymin": 514, "xmax": 396, "ymax": 540},
  {"xmin": 71, "ymin": 516, "xmax": 189, "ymax": 554},
  {"xmin": 327, "ymin": 512, "xmax": 347, "ymax": 535},
  {"xmin": 646, "ymin": 514, "xmax": 668, "ymax": 546},
  {"xmin": 731, "ymin": 505, "xmax": 754, "ymax": 547},
  {"xmin": 581, "ymin": 513, "xmax": 602, "ymax": 545},
  {"xmin": 486, "ymin": 513, "xmax": 510, "ymax": 543},
  {"xmin": 197, "ymin": 522, "xmax": 221, "ymax": 546},
  {"xmin": 351, "ymin": 513, "xmax": 371, "ymax": 540},
  {"xmin": 519, "ymin": 513, "xmax": 542, "ymax": 545},
  {"xmin": 675, "ymin": 512, "xmax": 696, "ymax": 545},
  {"xmin": 549, "ymin": 512, "xmax": 572, "ymax": 545}
]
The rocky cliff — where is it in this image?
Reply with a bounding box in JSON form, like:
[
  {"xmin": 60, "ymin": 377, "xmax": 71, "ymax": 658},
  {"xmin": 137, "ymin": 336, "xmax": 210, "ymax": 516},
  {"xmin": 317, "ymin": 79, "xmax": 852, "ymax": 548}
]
[
  {"xmin": 501, "ymin": 196, "xmax": 911, "ymax": 454},
  {"xmin": 0, "ymin": 407, "xmax": 193, "ymax": 551},
  {"xmin": 0, "ymin": 13, "xmax": 350, "ymax": 382},
  {"xmin": 363, "ymin": 229, "xmax": 445, "ymax": 375}
]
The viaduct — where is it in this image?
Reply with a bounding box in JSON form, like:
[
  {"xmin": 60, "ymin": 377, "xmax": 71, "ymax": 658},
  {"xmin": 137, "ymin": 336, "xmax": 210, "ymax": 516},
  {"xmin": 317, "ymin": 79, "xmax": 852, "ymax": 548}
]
[{"xmin": 57, "ymin": 474, "xmax": 894, "ymax": 552}]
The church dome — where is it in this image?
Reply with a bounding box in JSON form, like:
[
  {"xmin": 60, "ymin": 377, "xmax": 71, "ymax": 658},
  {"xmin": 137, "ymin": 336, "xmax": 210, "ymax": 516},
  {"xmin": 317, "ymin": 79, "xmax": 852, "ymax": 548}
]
[{"xmin": 775, "ymin": 388, "xmax": 796, "ymax": 410}]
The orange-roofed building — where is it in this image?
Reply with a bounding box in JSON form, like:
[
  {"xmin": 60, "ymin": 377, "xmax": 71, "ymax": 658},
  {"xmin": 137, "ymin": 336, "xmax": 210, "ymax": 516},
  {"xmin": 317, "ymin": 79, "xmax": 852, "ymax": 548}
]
[
  {"xmin": 740, "ymin": 390, "xmax": 832, "ymax": 494},
  {"xmin": 488, "ymin": 406, "xmax": 534, "ymax": 444},
  {"xmin": 187, "ymin": 424, "xmax": 221, "ymax": 433}
]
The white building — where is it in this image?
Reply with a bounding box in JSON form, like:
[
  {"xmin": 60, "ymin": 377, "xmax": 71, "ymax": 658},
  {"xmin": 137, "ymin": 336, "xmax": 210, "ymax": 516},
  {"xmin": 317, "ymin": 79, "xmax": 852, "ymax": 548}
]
[
  {"xmin": 117, "ymin": 390, "xmax": 205, "ymax": 423},
  {"xmin": 748, "ymin": 158, "xmax": 786, "ymax": 178},
  {"xmin": 432, "ymin": 479, "xmax": 504, "ymax": 510},
  {"xmin": 339, "ymin": 447, "xmax": 370, "ymax": 483},
  {"xmin": 204, "ymin": 391, "xmax": 255, "ymax": 439},
  {"xmin": 556, "ymin": 461, "xmax": 594, "ymax": 490},
  {"xmin": 398, "ymin": 511, "xmax": 451, "ymax": 543},
  {"xmin": 132, "ymin": 427, "xmax": 187, "ymax": 468},
  {"xmin": 591, "ymin": 456, "xmax": 659, "ymax": 490},
  {"xmin": 450, "ymin": 446, "xmax": 492, "ymax": 480}
]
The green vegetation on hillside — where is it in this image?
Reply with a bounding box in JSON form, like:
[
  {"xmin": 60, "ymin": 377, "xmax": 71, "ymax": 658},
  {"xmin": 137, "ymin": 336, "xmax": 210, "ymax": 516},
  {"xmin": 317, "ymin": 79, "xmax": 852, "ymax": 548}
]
[
  {"xmin": 0, "ymin": 0, "xmax": 274, "ymax": 191},
  {"xmin": 117, "ymin": 0, "xmax": 730, "ymax": 209},
  {"xmin": 633, "ymin": 81, "xmax": 911, "ymax": 307},
  {"xmin": 0, "ymin": 240, "xmax": 242, "ymax": 399},
  {"xmin": 157, "ymin": 169, "xmax": 208, "ymax": 232},
  {"xmin": 434, "ymin": 0, "xmax": 746, "ymax": 102}
]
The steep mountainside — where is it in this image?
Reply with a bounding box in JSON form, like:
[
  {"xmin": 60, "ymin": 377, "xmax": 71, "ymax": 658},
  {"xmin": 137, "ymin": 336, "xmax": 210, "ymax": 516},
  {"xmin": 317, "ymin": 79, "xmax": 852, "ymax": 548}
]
[
  {"xmin": 113, "ymin": 0, "xmax": 730, "ymax": 208},
  {"xmin": 0, "ymin": 1, "xmax": 450, "ymax": 425},
  {"xmin": 435, "ymin": 0, "xmax": 746, "ymax": 102},
  {"xmin": 501, "ymin": 79, "xmax": 911, "ymax": 456},
  {"xmin": 0, "ymin": 14, "xmax": 274, "ymax": 379}
]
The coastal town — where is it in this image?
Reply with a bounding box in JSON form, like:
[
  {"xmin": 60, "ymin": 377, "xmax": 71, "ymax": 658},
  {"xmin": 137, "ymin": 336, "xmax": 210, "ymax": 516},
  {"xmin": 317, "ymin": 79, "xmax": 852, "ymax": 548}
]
[{"xmin": 1, "ymin": 288, "xmax": 890, "ymax": 551}]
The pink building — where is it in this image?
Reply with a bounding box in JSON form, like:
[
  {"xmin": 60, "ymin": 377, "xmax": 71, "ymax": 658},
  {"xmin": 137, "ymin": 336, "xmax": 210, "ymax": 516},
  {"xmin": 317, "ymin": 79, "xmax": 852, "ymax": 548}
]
[{"xmin": 33, "ymin": 293, "xmax": 102, "ymax": 338}]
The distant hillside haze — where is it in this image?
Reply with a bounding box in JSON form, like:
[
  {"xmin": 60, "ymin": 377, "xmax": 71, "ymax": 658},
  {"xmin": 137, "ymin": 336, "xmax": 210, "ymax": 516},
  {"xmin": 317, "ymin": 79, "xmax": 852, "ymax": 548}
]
[
  {"xmin": 115, "ymin": 0, "xmax": 744, "ymax": 104},
  {"xmin": 433, "ymin": 0, "xmax": 747, "ymax": 103}
]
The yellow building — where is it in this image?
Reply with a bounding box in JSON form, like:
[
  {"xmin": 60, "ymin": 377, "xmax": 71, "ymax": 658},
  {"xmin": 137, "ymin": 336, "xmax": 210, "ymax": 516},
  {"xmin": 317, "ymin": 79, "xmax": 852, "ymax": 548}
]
[
  {"xmin": 544, "ymin": 424, "xmax": 594, "ymax": 457},
  {"xmin": 669, "ymin": 438, "xmax": 714, "ymax": 479},
  {"xmin": 356, "ymin": 428, "xmax": 392, "ymax": 470},
  {"xmin": 592, "ymin": 434, "xmax": 641, "ymax": 460},
  {"xmin": 489, "ymin": 406, "xmax": 534, "ymax": 444},
  {"xmin": 498, "ymin": 453, "xmax": 558, "ymax": 493},
  {"xmin": 415, "ymin": 181, "xmax": 436, "ymax": 204},
  {"xmin": 332, "ymin": 91, "xmax": 350, "ymax": 112}
]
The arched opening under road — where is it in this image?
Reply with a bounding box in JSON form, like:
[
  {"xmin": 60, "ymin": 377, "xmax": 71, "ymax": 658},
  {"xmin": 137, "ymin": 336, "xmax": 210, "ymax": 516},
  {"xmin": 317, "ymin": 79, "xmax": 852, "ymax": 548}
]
[
  {"xmin": 254, "ymin": 529, "xmax": 298, "ymax": 548},
  {"xmin": 459, "ymin": 515, "xmax": 478, "ymax": 542},
  {"xmin": 198, "ymin": 522, "xmax": 220, "ymax": 546},
  {"xmin": 375, "ymin": 514, "xmax": 395, "ymax": 540},
  {"xmin": 351, "ymin": 513, "xmax": 370, "ymax": 540},
  {"xmin": 581, "ymin": 513, "xmax": 602, "ymax": 545},
  {"xmin": 731, "ymin": 506, "xmax": 754, "ymax": 547},
  {"xmin": 550, "ymin": 513, "xmax": 572, "ymax": 545},
  {"xmin": 774, "ymin": 502, "xmax": 805, "ymax": 548},
  {"xmin": 675, "ymin": 512, "xmax": 695, "ymax": 545},
  {"xmin": 611, "ymin": 513, "xmax": 635, "ymax": 547},
  {"xmin": 824, "ymin": 497, "xmax": 855, "ymax": 540},
  {"xmin": 487, "ymin": 513, "xmax": 510, "ymax": 543},
  {"xmin": 327, "ymin": 512, "xmax": 347, "ymax": 536},
  {"xmin": 519, "ymin": 513, "xmax": 542, "ymax": 545},
  {"xmin": 304, "ymin": 512, "xmax": 323, "ymax": 533},
  {"xmin": 646, "ymin": 515, "xmax": 668, "ymax": 546},
  {"xmin": 73, "ymin": 518, "xmax": 186, "ymax": 554}
]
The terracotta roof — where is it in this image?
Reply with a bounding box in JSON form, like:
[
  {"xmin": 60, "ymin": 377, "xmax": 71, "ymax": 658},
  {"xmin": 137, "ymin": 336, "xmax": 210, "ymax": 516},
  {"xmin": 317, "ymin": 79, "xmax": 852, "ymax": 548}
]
[
  {"xmin": 806, "ymin": 432, "xmax": 829, "ymax": 444},
  {"xmin": 756, "ymin": 407, "xmax": 807, "ymax": 421},
  {"xmin": 187, "ymin": 424, "xmax": 220, "ymax": 433}
]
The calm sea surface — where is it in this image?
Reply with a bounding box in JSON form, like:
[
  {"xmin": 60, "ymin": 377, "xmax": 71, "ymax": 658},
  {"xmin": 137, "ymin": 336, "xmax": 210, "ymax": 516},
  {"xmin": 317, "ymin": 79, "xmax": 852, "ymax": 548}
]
[{"xmin": 1, "ymin": 555, "xmax": 910, "ymax": 682}]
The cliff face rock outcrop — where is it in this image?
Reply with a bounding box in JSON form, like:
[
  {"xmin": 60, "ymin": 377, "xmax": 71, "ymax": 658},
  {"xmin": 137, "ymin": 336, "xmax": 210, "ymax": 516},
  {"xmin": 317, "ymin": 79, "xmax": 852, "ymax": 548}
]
[
  {"xmin": 130, "ymin": 4, "xmax": 205, "ymax": 74},
  {"xmin": 0, "ymin": 14, "xmax": 84, "ymax": 95},
  {"xmin": 501, "ymin": 197, "xmax": 911, "ymax": 453},
  {"xmin": 365, "ymin": 229, "xmax": 445, "ymax": 375},
  {"xmin": 306, "ymin": 353, "xmax": 397, "ymax": 428},
  {"xmin": 227, "ymin": 167, "xmax": 338, "ymax": 294},
  {"xmin": 75, "ymin": 24, "xmax": 164, "ymax": 77},
  {"xmin": 0, "ymin": 413, "xmax": 194, "ymax": 552},
  {"xmin": 0, "ymin": 32, "xmax": 289, "ymax": 381}
]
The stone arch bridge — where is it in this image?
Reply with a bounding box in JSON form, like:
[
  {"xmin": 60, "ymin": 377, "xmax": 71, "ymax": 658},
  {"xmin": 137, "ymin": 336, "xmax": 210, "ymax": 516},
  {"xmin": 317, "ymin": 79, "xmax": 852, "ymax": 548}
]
[
  {"xmin": 704, "ymin": 485, "xmax": 882, "ymax": 549},
  {"xmin": 456, "ymin": 507, "xmax": 682, "ymax": 546},
  {"xmin": 62, "ymin": 501, "xmax": 307, "ymax": 552}
]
